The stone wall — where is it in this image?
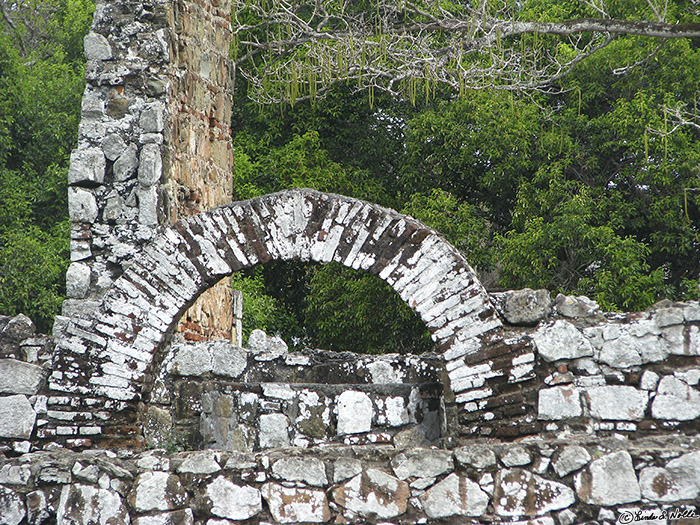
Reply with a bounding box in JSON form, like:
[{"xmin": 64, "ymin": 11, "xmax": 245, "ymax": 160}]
[
  {"xmin": 0, "ymin": 438, "xmax": 698, "ymax": 524},
  {"xmin": 455, "ymin": 290, "xmax": 700, "ymax": 440},
  {"xmin": 63, "ymin": 0, "xmax": 235, "ymax": 344},
  {"xmin": 142, "ymin": 331, "xmax": 446, "ymax": 452},
  {"xmin": 1, "ymin": 299, "xmax": 699, "ymax": 523},
  {"xmin": 48, "ymin": 189, "xmax": 501, "ymax": 447}
]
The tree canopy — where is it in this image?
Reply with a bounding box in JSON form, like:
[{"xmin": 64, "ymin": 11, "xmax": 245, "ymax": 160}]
[
  {"xmin": 232, "ymin": 0, "xmax": 700, "ymax": 104},
  {"xmin": 1, "ymin": 0, "xmax": 698, "ymax": 352},
  {"xmin": 0, "ymin": 0, "xmax": 93, "ymax": 331},
  {"xmin": 232, "ymin": 0, "xmax": 700, "ymax": 352}
]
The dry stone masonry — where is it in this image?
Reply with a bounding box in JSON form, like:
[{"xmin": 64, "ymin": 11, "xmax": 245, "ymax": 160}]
[
  {"xmin": 0, "ymin": 0, "xmax": 698, "ymax": 521},
  {"xmin": 0, "ymin": 436, "xmax": 699, "ymax": 523},
  {"xmin": 64, "ymin": 0, "xmax": 236, "ymax": 345},
  {"xmin": 49, "ymin": 188, "xmax": 502, "ymax": 447}
]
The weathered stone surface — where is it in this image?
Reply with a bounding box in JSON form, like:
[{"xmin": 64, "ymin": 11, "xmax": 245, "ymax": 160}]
[
  {"xmin": 574, "ymin": 451, "xmax": 640, "ymax": 506},
  {"xmin": 537, "ymin": 386, "xmax": 582, "ymax": 420},
  {"xmin": 177, "ymin": 451, "xmax": 221, "ymax": 474},
  {"xmin": 206, "ymin": 476, "xmax": 261, "ymax": 520},
  {"xmin": 420, "ymin": 473, "xmax": 489, "ymax": 518},
  {"xmin": 500, "ymin": 288, "xmax": 553, "ymax": 325},
  {"xmin": 26, "ymin": 489, "xmax": 49, "ymax": 525},
  {"xmin": 639, "ymin": 450, "xmax": 700, "ymax": 502},
  {"xmin": 68, "ymin": 147, "xmax": 105, "ymax": 185},
  {"xmin": 554, "ymin": 294, "xmax": 600, "ymax": 318},
  {"xmin": 247, "ymin": 329, "xmax": 288, "ymax": 357},
  {"xmin": 271, "ymin": 457, "xmax": 328, "ymax": 486},
  {"xmin": 501, "ymin": 446, "xmax": 532, "ymax": 467},
  {"xmin": 262, "ymin": 483, "xmax": 331, "ymax": 523},
  {"xmin": 72, "ymin": 462, "xmax": 99, "ymax": 484},
  {"xmin": 65, "ymin": 262, "xmax": 91, "ymax": 299},
  {"xmin": 210, "ymin": 342, "xmax": 247, "ymax": 378},
  {"xmin": 133, "ymin": 509, "xmax": 194, "ymax": 525},
  {"xmin": 0, "ymin": 394, "xmax": 36, "ymax": 439},
  {"xmin": 336, "ymin": 390, "xmax": 373, "ymax": 435},
  {"xmin": 171, "ymin": 343, "xmax": 212, "ymax": 376},
  {"xmin": 140, "ymin": 102, "xmax": 165, "ymax": 133},
  {"xmin": 138, "ymin": 143, "xmax": 162, "ymax": 186},
  {"xmin": 532, "ymin": 320, "xmax": 593, "ymax": 362},
  {"xmin": 0, "ymin": 486, "xmax": 25, "ymax": 525},
  {"xmin": 128, "ymin": 471, "xmax": 188, "ymax": 512},
  {"xmin": 84, "ymin": 32, "xmax": 112, "ymax": 61},
  {"xmin": 454, "ymin": 446, "xmax": 497, "ymax": 469},
  {"xmin": 640, "ymin": 370, "xmax": 660, "ymax": 390},
  {"xmin": 68, "ymin": 187, "xmax": 99, "ymax": 223},
  {"xmin": 597, "ymin": 333, "xmax": 645, "ymax": 368},
  {"xmin": 102, "ymin": 133, "xmax": 126, "ymax": 161},
  {"xmin": 259, "ymin": 413, "xmax": 290, "ymax": 448},
  {"xmin": 651, "ymin": 376, "xmax": 700, "ymax": 420},
  {"xmin": 493, "ymin": 469, "xmax": 575, "ymax": 517},
  {"xmin": 586, "ymin": 386, "xmax": 648, "ymax": 421},
  {"xmin": 57, "ymin": 485, "xmax": 128, "ymax": 525},
  {"xmin": 0, "ymin": 359, "xmax": 44, "ymax": 395},
  {"xmin": 552, "ymin": 446, "xmax": 591, "ymax": 477},
  {"xmin": 142, "ymin": 405, "xmax": 172, "ymax": 449},
  {"xmin": 113, "ymin": 143, "xmax": 138, "ymax": 181},
  {"xmin": 333, "ymin": 458, "xmax": 363, "ymax": 483},
  {"xmin": 391, "ymin": 449, "xmax": 453, "ymax": 480},
  {"xmin": 0, "ymin": 465, "xmax": 31, "ymax": 485},
  {"xmin": 332, "ymin": 469, "xmax": 409, "ymax": 519}
]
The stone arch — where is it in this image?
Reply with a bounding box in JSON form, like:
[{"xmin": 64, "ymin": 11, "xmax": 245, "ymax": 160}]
[{"xmin": 50, "ymin": 189, "xmax": 501, "ymax": 427}]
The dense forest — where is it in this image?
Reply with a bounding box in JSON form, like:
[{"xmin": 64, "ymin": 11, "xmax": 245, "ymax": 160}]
[{"xmin": 1, "ymin": 0, "xmax": 699, "ymax": 353}]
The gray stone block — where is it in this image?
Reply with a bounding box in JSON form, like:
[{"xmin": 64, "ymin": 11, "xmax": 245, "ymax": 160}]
[
  {"xmin": 586, "ymin": 385, "xmax": 648, "ymax": 421},
  {"xmin": 68, "ymin": 147, "xmax": 105, "ymax": 185},
  {"xmin": 574, "ymin": 451, "xmax": 640, "ymax": 506},
  {"xmin": 0, "ymin": 395, "xmax": 36, "ymax": 439},
  {"xmin": 420, "ymin": 473, "xmax": 489, "ymax": 518},
  {"xmin": 0, "ymin": 360, "xmax": 45, "ymax": 395},
  {"xmin": 501, "ymin": 288, "xmax": 553, "ymax": 325},
  {"xmin": 651, "ymin": 376, "xmax": 700, "ymax": 420},
  {"xmin": 206, "ymin": 476, "xmax": 261, "ymax": 520},
  {"xmin": 113, "ymin": 143, "xmax": 138, "ymax": 181},
  {"xmin": 102, "ymin": 133, "xmax": 126, "ymax": 161},
  {"xmin": 138, "ymin": 143, "xmax": 162, "ymax": 186},
  {"xmin": 140, "ymin": 102, "xmax": 165, "ymax": 133},
  {"xmin": 68, "ymin": 187, "xmax": 99, "ymax": 223},
  {"xmin": 84, "ymin": 32, "xmax": 113, "ymax": 61},
  {"xmin": 65, "ymin": 262, "xmax": 91, "ymax": 299},
  {"xmin": 533, "ymin": 320, "xmax": 593, "ymax": 362}
]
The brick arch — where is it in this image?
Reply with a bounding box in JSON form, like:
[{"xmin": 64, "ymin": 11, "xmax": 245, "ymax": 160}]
[{"xmin": 51, "ymin": 189, "xmax": 501, "ymax": 411}]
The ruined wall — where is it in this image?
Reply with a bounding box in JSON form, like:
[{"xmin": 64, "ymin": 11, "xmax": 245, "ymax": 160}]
[
  {"xmin": 1, "ymin": 300, "xmax": 700, "ymax": 523},
  {"xmin": 454, "ymin": 290, "xmax": 700, "ymax": 440},
  {"xmin": 143, "ymin": 332, "xmax": 446, "ymax": 452},
  {"xmin": 62, "ymin": 0, "xmax": 234, "ymax": 343},
  {"xmin": 0, "ymin": 436, "xmax": 698, "ymax": 524}
]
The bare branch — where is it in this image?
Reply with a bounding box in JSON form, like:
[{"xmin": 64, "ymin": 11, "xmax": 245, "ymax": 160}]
[{"xmin": 231, "ymin": 0, "xmax": 700, "ymax": 104}]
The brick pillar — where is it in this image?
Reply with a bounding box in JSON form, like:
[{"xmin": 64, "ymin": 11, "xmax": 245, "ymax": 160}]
[
  {"xmin": 59, "ymin": 0, "xmax": 235, "ymax": 343},
  {"xmin": 167, "ymin": 0, "xmax": 235, "ymax": 341}
]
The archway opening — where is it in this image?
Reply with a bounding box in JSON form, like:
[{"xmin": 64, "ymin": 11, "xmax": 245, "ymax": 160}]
[{"xmin": 231, "ymin": 260, "xmax": 435, "ymax": 355}]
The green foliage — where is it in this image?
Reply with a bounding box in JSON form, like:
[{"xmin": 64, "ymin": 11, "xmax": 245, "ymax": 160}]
[
  {"xmin": 401, "ymin": 189, "xmax": 493, "ymax": 274},
  {"xmin": 0, "ymin": 0, "xmax": 93, "ymax": 330},
  {"xmin": 304, "ymin": 263, "xmax": 433, "ymax": 354}
]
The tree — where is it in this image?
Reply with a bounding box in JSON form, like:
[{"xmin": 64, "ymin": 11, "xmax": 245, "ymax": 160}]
[
  {"xmin": 0, "ymin": 0, "xmax": 93, "ymax": 330},
  {"xmin": 232, "ymin": 0, "xmax": 700, "ymax": 104}
]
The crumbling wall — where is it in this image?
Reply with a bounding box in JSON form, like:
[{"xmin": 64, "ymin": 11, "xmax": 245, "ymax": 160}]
[
  {"xmin": 143, "ymin": 332, "xmax": 446, "ymax": 451},
  {"xmin": 0, "ymin": 438, "xmax": 698, "ymax": 524},
  {"xmin": 62, "ymin": 0, "xmax": 235, "ymax": 343},
  {"xmin": 455, "ymin": 290, "xmax": 700, "ymax": 439}
]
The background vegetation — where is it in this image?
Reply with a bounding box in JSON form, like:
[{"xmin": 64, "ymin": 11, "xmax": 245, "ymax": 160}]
[{"xmin": 1, "ymin": 0, "xmax": 698, "ymax": 351}]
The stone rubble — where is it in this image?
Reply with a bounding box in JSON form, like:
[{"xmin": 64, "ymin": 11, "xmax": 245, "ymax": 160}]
[{"xmin": 0, "ymin": 438, "xmax": 694, "ymax": 523}]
